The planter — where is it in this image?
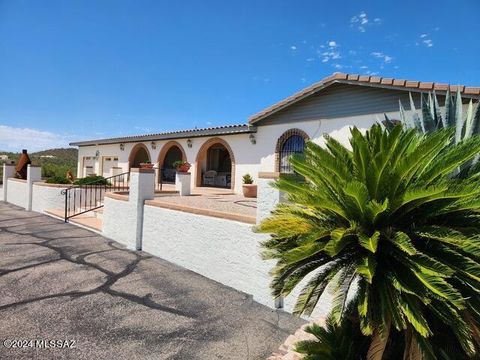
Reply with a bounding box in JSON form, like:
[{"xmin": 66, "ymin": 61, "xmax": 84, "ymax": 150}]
[
  {"xmin": 176, "ymin": 163, "xmax": 191, "ymax": 173},
  {"xmin": 242, "ymin": 184, "xmax": 257, "ymax": 198},
  {"xmin": 140, "ymin": 163, "xmax": 154, "ymax": 169}
]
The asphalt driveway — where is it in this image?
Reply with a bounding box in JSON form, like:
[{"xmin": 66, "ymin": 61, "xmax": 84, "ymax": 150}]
[{"xmin": 0, "ymin": 202, "xmax": 304, "ymax": 360}]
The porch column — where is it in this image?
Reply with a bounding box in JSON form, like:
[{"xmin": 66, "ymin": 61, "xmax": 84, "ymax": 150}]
[
  {"xmin": 2, "ymin": 164, "xmax": 15, "ymax": 202},
  {"xmin": 129, "ymin": 168, "xmax": 155, "ymax": 250},
  {"xmin": 256, "ymin": 172, "xmax": 283, "ymax": 225},
  {"xmin": 26, "ymin": 165, "xmax": 42, "ymax": 211},
  {"xmin": 175, "ymin": 172, "xmax": 191, "ymax": 196}
]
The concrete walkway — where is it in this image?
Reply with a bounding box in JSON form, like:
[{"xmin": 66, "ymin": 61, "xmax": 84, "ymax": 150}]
[{"xmin": 0, "ymin": 202, "xmax": 304, "ymax": 360}]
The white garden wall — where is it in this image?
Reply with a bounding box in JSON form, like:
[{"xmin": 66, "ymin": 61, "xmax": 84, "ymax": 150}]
[
  {"xmin": 31, "ymin": 183, "xmax": 66, "ymax": 212},
  {"xmin": 142, "ymin": 204, "xmax": 276, "ymax": 308},
  {"xmin": 102, "ymin": 195, "xmax": 138, "ymax": 249},
  {"xmin": 6, "ymin": 179, "xmax": 27, "ymax": 208}
]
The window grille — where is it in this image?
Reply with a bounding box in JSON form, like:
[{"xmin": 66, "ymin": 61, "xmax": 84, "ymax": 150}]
[{"xmin": 280, "ymin": 135, "xmax": 305, "ymax": 173}]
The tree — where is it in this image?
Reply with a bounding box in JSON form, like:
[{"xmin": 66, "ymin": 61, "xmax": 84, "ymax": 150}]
[{"xmin": 258, "ymin": 124, "xmax": 480, "ymax": 358}]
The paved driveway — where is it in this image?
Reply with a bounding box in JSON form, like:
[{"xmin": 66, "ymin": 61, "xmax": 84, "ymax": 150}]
[{"xmin": 0, "ymin": 202, "xmax": 304, "ymax": 360}]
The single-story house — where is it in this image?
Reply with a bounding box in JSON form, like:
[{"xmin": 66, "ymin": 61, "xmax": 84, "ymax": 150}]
[{"xmin": 70, "ymin": 72, "xmax": 480, "ymax": 193}]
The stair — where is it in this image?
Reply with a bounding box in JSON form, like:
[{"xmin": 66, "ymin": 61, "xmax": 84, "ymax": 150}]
[{"xmin": 45, "ymin": 208, "xmax": 103, "ymax": 233}]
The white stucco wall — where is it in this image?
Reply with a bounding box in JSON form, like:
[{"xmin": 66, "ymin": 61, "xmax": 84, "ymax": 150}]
[
  {"xmin": 142, "ymin": 204, "xmax": 276, "ymax": 308},
  {"xmin": 77, "ymin": 134, "xmax": 261, "ymax": 194},
  {"xmin": 102, "ymin": 196, "xmax": 138, "ymax": 249},
  {"xmin": 74, "ymin": 111, "xmax": 399, "ymax": 195},
  {"xmin": 6, "ymin": 179, "xmax": 27, "ymax": 208},
  {"xmin": 31, "ymin": 183, "xmax": 67, "ymax": 213}
]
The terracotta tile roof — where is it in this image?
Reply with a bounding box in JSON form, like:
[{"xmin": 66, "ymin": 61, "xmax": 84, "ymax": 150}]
[
  {"xmin": 70, "ymin": 124, "xmax": 255, "ymax": 147},
  {"xmin": 249, "ymin": 72, "xmax": 480, "ymax": 124}
]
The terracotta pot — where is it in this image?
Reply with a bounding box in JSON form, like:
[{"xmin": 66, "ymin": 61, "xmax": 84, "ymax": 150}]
[
  {"xmin": 242, "ymin": 184, "xmax": 257, "ymax": 198},
  {"xmin": 140, "ymin": 163, "xmax": 154, "ymax": 169},
  {"xmin": 176, "ymin": 163, "xmax": 191, "ymax": 173}
]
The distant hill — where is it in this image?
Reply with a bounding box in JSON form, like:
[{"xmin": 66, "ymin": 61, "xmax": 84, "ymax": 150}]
[
  {"xmin": 31, "ymin": 148, "xmax": 78, "ymax": 164},
  {"xmin": 0, "ymin": 147, "xmax": 78, "ymax": 182}
]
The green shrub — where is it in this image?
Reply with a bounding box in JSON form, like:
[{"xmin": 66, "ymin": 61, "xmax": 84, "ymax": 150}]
[
  {"xmin": 73, "ymin": 175, "xmax": 110, "ymax": 186},
  {"xmin": 258, "ymin": 124, "xmax": 480, "ymax": 358},
  {"xmin": 45, "ymin": 176, "xmax": 72, "ymax": 184}
]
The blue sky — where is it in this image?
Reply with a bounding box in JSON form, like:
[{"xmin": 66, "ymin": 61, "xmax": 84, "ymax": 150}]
[{"xmin": 0, "ymin": 0, "xmax": 479, "ymax": 151}]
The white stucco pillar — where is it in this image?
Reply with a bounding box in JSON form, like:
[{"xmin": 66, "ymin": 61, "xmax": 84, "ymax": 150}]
[
  {"xmin": 154, "ymin": 167, "xmax": 160, "ymax": 190},
  {"xmin": 26, "ymin": 165, "xmax": 42, "ymax": 211},
  {"xmin": 175, "ymin": 172, "xmax": 191, "ymax": 196},
  {"xmin": 129, "ymin": 168, "xmax": 155, "ymax": 250},
  {"xmin": 2, "ymin": 164, "xmax": 15, "ymax": 202},
  {"xmin": 256, "ymin": 172, "xmax": 283, "ymax": 225}
]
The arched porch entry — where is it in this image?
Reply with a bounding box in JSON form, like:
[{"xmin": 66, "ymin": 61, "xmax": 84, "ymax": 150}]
[
  {"xmin": 195, "ymin": 138, "xmax": 235, "ymax": 190},
  {"xmin": 128, "ymin": 143, "xmax": 151, "ymax": 169},
  {"xmin": 157, "ymin": 141, "xmax": 187, "ymax": 184}
]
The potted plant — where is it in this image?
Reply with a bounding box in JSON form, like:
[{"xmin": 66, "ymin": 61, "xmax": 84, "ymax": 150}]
[
  {"xmin": 173, "ymin": 160, "xmax": 191, "ymax": 173},
  {"xmin": 140, "ymin": 161, "xmax": 154, "ymax": 169},
  {"xmin": 242, "ymin": 174, "xmax": 257, "ymax": 198}
]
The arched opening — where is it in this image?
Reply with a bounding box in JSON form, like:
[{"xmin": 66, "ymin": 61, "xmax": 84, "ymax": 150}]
[
  {"xmin": 129, "ymin": 143, "xmax": 151, "ymax": 169},
  {"xmin": 196, "ymin": 138, "xmax": 235, "ymax": 190},
  {"xmin": 158, "ymin": 141, "xmax": 186, "ymax": 184},
  {"xmin": 275, "ymin": 129, "xmax": 309, "ymax": 173}
]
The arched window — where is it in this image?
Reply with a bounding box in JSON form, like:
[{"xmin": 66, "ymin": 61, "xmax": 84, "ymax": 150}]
[
  {"xmin": 275, "ymin": 129, "xmax": 309, "ymax": 173},
  {"xmin": 280, "ymin": 135, "xmax": 306, "ymax": 173}
]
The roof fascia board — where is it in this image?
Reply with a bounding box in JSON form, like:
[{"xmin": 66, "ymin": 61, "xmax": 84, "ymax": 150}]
[{"xmin": 70, "ymin": 126, "xmax": 257, "ymax": 147}]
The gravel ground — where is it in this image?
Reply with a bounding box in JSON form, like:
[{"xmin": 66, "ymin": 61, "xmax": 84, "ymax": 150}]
[{"xmin": 0, "ymin": 202, "xmax": 304, "ymax": 360}]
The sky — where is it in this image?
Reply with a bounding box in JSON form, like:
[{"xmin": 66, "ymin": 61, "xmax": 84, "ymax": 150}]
[{"xmin": 0, "ymin": 0, "xmax": 479, "ymax": 151}]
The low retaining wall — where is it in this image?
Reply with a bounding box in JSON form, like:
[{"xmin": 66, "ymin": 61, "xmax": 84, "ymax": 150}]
[
  {"xmin": 31, "ymin": 183, "xmax": 67, "ymax": 213},
  {"xmin": 102, "ymin": 194, "xmax": 138, "ymax": 249},
  {"xmin": 6, "ymin": 179, "xmax": 27, "ymax": 208},
  {"xmin": 142, "ymin": 204, "xmax": 276, "ymax": 308}
]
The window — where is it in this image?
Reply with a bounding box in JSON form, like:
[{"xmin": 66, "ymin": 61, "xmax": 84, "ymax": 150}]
[
  {"xmin": 113, "ymin": 157, "xmax": 118, "ymax": 161},
  {"xmin": 280, "ymin": 135, "xmax": 305, "ymax": 173}
]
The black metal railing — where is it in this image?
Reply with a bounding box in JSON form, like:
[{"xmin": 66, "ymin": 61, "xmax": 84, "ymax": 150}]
[{"xmin": 61, "ymin": 172, "xmax": 129, "ymax": 222}]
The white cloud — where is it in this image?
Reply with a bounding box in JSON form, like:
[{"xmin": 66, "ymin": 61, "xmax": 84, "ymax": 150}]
[
  {"xmin": 0, "ymin": 125, "xmax": 76, "ymax": 152},
  {"xmin": 333, "ymin": 63, "xmax": 343, "ymax": 69},
  {"xmin": 290, "ymin": 45, "xmax": 297, "ymax": 50},
  {"xmin": 350, "ymin": 11, "xmax": 382, "ymax": 32},
  {"xmin": 319, "ymin": 41, "xmax": 341, "ymax": 63},
  {"xmin": 423, "ymin": 39, "xmax": 433, "ymax": 47},
  {"xmin": 306, "ymin": 58, "xmax": 315, "ymax": 62},
  {"xmin": 371, "ymin": 51, "xmax": 393, "ymax": 63},
  {"xmin": 417, "ymin": 34, "xmax": 434, "ymax": 47}
]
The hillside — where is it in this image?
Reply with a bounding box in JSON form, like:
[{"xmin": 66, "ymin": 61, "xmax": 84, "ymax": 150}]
[{"xmin": 0, "ymin": 147, "xmax": 78, "ymax": 183}]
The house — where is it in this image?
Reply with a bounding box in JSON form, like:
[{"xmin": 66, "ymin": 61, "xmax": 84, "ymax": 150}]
[
  {"xmin": 0, "ymin": 155, "xmax": 9, "ymax": 161},
  {"xmin": 70, "ymin": 73, "xmax": 480, "ymax": 193},
  {"xmin": 7, "ymin": 72, "xmax": 480, "ymax": 312}
]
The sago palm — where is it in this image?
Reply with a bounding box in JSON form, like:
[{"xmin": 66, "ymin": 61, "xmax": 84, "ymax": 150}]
[{"xmin": 258, "ymin": 124, "xmax": 480, "ymax": 359}]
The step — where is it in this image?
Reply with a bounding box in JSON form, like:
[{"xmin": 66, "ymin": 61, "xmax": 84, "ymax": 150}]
[
  {"xmin": 70, "ymin": 216, "xmax": 102, "ymax": 232},
  {"xmin": 44, "ymin": 208, "xmax": 103, "ymax": 233}
]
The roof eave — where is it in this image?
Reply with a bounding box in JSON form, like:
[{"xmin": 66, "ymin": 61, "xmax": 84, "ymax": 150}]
[
  {"xmin": 69, "ymin": 125, "xmax": 257, "ymax": 147},
  {"xmin": 248, "ymin": 73, "xmax": 480, "ymax": 125}
]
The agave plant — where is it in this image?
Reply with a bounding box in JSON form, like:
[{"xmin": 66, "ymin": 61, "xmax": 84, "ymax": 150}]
[
  {"xmin": 258, "ymin": 124, "xmax": 480, "ymax": 359},
  {"xmin": 384, "ymin": 90, "xmax": 480, "ymax": 173}
]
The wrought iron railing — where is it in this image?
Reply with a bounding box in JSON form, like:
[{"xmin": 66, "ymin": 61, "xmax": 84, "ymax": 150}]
[{"xmin": 61, "ymin": 172, "xmax": 129, "ymax": 222}]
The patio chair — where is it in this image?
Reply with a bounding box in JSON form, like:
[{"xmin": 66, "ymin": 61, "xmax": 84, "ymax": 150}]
[{"xmin": 203, "ymin": 170, "xmax": 217, "ymax": 186}]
